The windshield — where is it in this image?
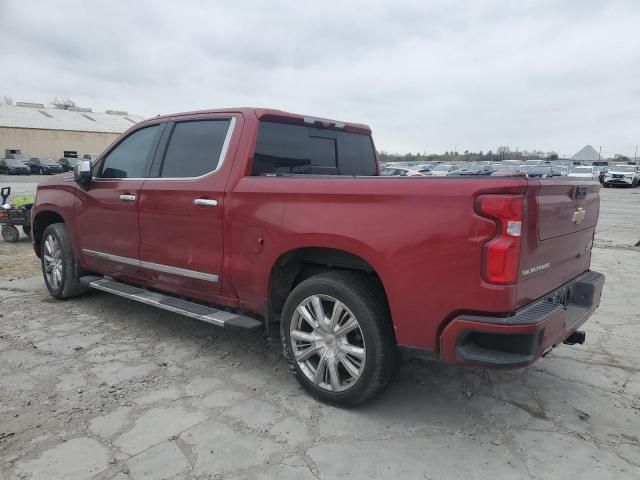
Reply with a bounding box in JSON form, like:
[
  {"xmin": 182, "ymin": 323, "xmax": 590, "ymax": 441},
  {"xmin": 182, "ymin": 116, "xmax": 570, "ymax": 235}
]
[
  {"xmin": 523, "ymin": 165, "xmax": 551, "ymax": 173},
  {"xmin": 432, "ymin": 164, "xmax": 453, "ymax": 172},
  {"xmin": 612, "ymin": 165, "xmax": 636, "ymax": 172},
  {"xmin": 5, "ymin": 159, "xmax": 25, "ymax": 166},
  {"xmin": 495, "ymin": 166, "xmax": 519, "ymax": 173},
  {"xmin": 37, "ymin": 158, "xmax": 58, "ymax": 165}
]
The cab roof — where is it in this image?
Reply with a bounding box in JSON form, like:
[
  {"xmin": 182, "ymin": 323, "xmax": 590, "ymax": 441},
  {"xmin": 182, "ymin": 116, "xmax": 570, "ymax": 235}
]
[{"xmin": 147, "ymin": 108, "xmax": 372, "ymax": 135}]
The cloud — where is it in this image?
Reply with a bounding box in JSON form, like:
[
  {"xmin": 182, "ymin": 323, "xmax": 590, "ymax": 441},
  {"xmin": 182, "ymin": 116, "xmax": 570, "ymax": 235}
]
[{"xmin": 2, "ymin": 0, "xmax": 639, "ymax": 156}]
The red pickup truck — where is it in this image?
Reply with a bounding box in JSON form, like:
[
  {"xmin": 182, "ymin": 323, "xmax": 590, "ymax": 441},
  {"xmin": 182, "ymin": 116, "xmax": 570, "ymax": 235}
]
[{"xmin": 31, "ymin": 108, "xmax": 605, "ymax": 405}]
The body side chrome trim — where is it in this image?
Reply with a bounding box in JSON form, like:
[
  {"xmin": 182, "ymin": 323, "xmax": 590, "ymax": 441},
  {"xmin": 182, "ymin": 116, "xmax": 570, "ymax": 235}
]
[
  {"xmin": 139, "ymin": 260, "xmax": 219, "ymax": 282},
  {"xmin": 83, "ymin": 249, "xmax": 139, "ymax": 266},
  {"xmin": 82, "ymin": 249, "xmax": 219, "ymax": 282}
]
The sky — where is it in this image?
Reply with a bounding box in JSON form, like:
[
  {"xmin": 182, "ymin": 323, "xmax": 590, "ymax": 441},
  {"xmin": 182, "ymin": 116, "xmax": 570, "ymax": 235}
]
[{"xmin": 1, "ymin": 0, "xmax": 640, "ymax": 158}]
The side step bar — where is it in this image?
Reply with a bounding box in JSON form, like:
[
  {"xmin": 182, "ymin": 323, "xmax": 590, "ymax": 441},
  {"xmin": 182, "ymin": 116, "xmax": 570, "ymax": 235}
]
[{"xmin": 80, "ymin": 276, "xmax": 262, "ymax": 331}]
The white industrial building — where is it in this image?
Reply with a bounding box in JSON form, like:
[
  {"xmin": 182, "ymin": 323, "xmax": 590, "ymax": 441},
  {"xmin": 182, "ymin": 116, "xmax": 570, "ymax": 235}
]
[
  {"xmin": 571, "ymin": 145, "xmax": 601, "ymax": 162},
  {"xmin": 0, "ymin": 102, "xmax": 145, "ymax": 159}
]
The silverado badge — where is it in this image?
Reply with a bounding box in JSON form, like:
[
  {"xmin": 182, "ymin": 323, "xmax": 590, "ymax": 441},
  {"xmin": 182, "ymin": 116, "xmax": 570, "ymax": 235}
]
[{"xmin": 572, "ymin": 207, "xmax": 586, "ymax": 225}]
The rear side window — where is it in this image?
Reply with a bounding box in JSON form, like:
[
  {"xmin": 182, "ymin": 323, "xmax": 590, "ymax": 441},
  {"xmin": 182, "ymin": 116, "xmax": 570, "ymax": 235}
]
[
  {"xmin": 252, "ymin": 121, "xmax": 376, "ymax": 176},
  {"xmin": 160, "ymin": 120, "xmax": 231, "ymax": 178},
  {"xmin": 99, "ymin": 125, "xmax": 160, "ymax": 179}
]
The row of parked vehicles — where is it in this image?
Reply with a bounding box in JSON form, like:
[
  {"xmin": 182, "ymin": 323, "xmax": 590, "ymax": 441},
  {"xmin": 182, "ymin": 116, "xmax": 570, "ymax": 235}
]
[
  {"xmin": 381, "ymin": 159, "xmax": 640, "ymax": 187},
  {"xmin": 0, "ymin": 151, "xmax": 97, "ymax": 176}
]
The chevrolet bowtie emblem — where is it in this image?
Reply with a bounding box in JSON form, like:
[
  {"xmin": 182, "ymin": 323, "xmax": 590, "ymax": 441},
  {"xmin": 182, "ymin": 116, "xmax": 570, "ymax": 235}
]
[{"xmin": 572, "ymin": 207, "xmax": 586, "ymax": 225}]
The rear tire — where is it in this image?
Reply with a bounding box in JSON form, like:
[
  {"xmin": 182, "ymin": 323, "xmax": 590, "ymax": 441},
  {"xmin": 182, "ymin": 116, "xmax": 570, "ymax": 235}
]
[
  {"xmin": 22, "ymin": 226, "xmax": 32, "ymax": 238},
  {"xmin": 1, "ymin": 225, "xmax": 19, "ymax": 243},
  {"xmin": 41, "ymin": 223, "xmax": 89, "ymax": 299},
  {"xmin": 281, "ymin": 271, "xmax": 398, "ymax": 406}
]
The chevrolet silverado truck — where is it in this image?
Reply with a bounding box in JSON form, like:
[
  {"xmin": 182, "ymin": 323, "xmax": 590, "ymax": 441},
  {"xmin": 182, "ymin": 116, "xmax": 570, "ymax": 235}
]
[{"xmin": 31, "ymin": 108, "xmax": 605, "ymax": 406}]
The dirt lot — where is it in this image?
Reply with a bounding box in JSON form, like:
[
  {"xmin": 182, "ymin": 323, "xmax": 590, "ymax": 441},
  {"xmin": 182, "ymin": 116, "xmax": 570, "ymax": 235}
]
[{"xmin": 1, "ymin": 177, "xmax": 639, "ymax": 480}]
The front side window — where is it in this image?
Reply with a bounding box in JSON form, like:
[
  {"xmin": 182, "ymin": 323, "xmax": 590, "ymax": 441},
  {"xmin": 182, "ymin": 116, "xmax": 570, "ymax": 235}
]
[
  {"xmin": 99, "ymin": 125, "xmax": 160, "ymax": 179},
  {"xmin": 252, "ymin": 121, "xmax": 376, "ymax": 176},
  {"xmin": 160, "ymin": 119, "xmax": 231, "ymax": 178}
]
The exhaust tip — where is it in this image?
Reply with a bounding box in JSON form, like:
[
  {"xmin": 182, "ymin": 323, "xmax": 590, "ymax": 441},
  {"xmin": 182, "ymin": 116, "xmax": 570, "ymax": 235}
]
[{"xmin": 563, "ymin": 331, "xmax": 586, "ymax": 345}]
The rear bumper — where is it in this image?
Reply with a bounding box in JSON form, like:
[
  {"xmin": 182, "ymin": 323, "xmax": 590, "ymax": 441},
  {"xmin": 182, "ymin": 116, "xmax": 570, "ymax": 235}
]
[{"xmin": 439, "ymin": 270, "xmax": 605, "ymax": 368}]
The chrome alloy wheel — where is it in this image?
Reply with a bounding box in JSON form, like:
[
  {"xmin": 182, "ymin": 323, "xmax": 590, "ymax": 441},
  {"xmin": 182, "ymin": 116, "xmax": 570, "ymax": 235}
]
[
  {"xmin": 290, "ymin": 295, "xmax": 366, "ymax": 392},
  {"xmin": 43, "ymin": 234, "xmax": 63, "ymax": 290}
]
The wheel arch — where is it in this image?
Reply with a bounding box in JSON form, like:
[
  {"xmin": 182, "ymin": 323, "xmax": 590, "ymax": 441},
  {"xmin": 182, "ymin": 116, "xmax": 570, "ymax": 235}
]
[
  {"xmin": 32, "ymin": 209, "xmax": 67, "ymax": 258},
  {"xmin": 267, "ymin": 246, "xmax": 391, "ymax": 319}
]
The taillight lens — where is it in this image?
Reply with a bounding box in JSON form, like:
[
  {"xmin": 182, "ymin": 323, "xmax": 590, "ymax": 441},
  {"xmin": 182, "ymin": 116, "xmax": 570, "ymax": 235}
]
[{"xmin": 478, "ymin": 194, "xmax": 523, "ymax": 284}]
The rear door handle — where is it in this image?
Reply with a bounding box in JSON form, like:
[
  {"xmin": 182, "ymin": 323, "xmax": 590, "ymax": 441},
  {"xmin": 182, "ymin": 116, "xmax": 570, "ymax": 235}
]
[
  {"xmin": 193, "ymin": 198, "xmax": 218, "ymax": 207},
  {"xmin": 119, "ymin": 194, "xmax": 136, "ymax": 201}
]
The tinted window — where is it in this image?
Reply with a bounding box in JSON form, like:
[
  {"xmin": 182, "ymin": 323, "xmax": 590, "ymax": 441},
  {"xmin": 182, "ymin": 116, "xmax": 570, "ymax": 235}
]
[
  {"xmin": 252, "ymin": 121, "xmax": 376, "ymax": 176},
  {"xmin": 336, "ymin": 130, "xmax": 376, "ymax": 175},
  {"xmin": 99, "ymin": 125, "xmax": 160, "ymax": 179},
  {"xmin": 160, "ymin": 120, "xmax": 231, "ymax": 178}
]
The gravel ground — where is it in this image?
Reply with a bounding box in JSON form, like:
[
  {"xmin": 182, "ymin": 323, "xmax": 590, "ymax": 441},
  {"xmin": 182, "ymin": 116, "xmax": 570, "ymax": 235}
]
[{"xmin": 1, "ymin": 176, "xmax": 639, "ymax": 480}]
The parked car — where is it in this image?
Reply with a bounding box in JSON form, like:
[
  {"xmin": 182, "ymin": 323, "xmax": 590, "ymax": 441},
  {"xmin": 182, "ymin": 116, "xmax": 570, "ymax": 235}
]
[
  {"xmin": 31, "ymin": 107, "xmax": 605, "ymax": 406},
  {"xmin": 83, "ymin": 154, "xmax": 99, "ymax": 162},
  {"xmin": 568, "ymin": 166, "xmax": 598, "ymax": 181},
  {"xmin": 0, "ymin": 158, "xmax": 31, "ymax": 175},
  {"xmin": 602, "ymin": 164, "xmax": 640, "ymax": 187},
  {"xmin": 524, "ymin": 159, "xmax": 544, "ymax": 166},
  {"xmin": 491, "ymin": 165, "xmax": 524, "ymax": 176},
  {"xmin": 380, "ymin": 166, "xmax": 424, "ymax": 176},
  {"xmin": 429, "ymin": 163, "xmax": 459, "ymax": 176},
  {"xmin": 4, "ymin": 153, "xmax": 31, "ymax": 165},
  {"xmin": 58, "ymin": 157, "xmax": 79, "ymax": 172},
  {"xmin": 521, "ymin": 165, "xmax": 553, "ymax": 178},
  {"xmin": 456, "ymin": 164, "xmax": 495, "ymax": 176},
  {"xmin": 27, "ymin": 157, "xmax": 63, "ymax": 175}
]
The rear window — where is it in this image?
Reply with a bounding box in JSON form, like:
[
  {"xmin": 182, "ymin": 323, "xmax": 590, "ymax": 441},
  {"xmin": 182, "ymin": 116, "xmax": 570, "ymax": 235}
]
[{"xmin": 252, "ymin": 121, "xmax": 376, "ymax": 176}]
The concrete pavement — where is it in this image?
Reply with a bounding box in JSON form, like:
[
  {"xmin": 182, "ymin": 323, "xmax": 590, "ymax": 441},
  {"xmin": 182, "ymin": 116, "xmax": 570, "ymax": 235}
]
[{"xmin": 0, "ymin": 181, "xmax": 639, "ymax": 479}]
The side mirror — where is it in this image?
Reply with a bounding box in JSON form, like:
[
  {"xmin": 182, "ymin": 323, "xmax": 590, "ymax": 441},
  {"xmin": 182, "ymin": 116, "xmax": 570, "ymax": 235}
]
[{"xmin": 74, "ymin": 160, "xmax": 92, "ymax": 188}]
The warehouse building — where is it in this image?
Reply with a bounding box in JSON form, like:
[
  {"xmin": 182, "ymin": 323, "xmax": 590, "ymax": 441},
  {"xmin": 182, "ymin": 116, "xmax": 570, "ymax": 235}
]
[{"xmin": 0, "ymin": 102, "xmax": 145, "ymax": 159}]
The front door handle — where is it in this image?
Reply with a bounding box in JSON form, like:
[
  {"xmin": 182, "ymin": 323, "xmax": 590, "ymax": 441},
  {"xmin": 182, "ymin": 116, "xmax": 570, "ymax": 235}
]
[
  {"xmin": 193, "ymin": 198, "xmax": 218, "ymax": 207},
  {"xmin": 119, "ymin": 194, "xmax": 136, "ymax": 201}
]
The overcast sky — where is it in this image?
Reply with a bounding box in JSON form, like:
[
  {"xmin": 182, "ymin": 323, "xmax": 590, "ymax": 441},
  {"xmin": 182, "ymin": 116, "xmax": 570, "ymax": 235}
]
[{"xmin": 2, "ymin": 0, "xmax": 639, "ymax": 157}]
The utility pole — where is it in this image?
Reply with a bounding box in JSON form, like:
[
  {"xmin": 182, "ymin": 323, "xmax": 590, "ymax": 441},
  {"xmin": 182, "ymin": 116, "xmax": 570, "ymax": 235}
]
[
  {"xmin": 635, "ymin": 146, "xmax": 638, "ymax": 163},
  {"xmin": 598, "ymin": 146, "xmax": 602, "ymax": 161}
]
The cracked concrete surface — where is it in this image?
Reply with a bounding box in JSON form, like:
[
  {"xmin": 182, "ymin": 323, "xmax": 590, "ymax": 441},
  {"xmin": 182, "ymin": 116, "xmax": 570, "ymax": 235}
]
[{"xmin": 1, "ymin": 183, "xmax": 639, "ymax": 479}]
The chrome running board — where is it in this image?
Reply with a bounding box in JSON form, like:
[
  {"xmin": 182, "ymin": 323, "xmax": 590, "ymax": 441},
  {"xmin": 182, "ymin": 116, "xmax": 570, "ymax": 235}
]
[{"xmin": 80, "ymin": 276, "xmax": 262, "ymax": 331}]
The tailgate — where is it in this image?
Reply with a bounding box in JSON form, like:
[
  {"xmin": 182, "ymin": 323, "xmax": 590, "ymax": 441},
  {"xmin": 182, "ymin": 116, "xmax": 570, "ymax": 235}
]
[
  {"xmin": 516, "ymin": 179, "xmax": 600, "ymax": 307},
  {"xmin": 537, "ymin": 182, "xmax": 599, "ymax": 240}
]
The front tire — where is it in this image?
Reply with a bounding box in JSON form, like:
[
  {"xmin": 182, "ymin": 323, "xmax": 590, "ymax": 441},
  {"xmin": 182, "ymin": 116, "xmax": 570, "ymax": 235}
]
[
  {"xmin": 41, "ymin": 223, "xmax": 89, "ymax": 299},
  {"xmin": 281, "ymin": 271, "xmax": 397, "ymax": 406}
]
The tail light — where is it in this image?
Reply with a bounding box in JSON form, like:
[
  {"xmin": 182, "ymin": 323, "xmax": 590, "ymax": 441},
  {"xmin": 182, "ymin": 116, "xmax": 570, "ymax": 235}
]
[{"xmin": 478, "ymin": 194, "xmax": 523, "ymax": 284}]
